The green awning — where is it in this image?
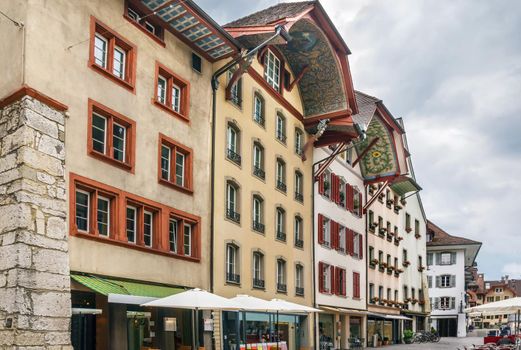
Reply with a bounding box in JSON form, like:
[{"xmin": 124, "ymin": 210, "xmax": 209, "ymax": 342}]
[
  {"xmin": 71, "ymin": 273, "xmax": 183, "ymax": 298},
  {"xmin": 390, "ymin": 175, "xmax": 422, "ymax": 196}
]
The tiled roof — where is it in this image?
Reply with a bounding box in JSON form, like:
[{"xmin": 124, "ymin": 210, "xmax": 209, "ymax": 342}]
[
  {"xmin": 427, "ymin": 220, "xmax": 481, "ymax": 247},
  {"xmin": 352, "ymin": 91, "xmax": 379, "ymax": 129},
  {"xmin": 225, "ymin": 1, "xmax": 315, "ymax": 27}
]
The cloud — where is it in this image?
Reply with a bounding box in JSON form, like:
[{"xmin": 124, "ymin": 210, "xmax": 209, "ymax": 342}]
[
  {"xmin": 199, "ymin": 0, "xmax": 521, "ymax": 280},
  {"xmin": 502, "ymin": 263, "xmax": 521, "ymax": 279}
]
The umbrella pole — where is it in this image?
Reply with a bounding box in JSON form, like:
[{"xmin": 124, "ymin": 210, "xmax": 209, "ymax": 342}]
[
  {"xmin": 277, "ymin": 311, "xmax": 280, "ymax": 350},
  {"xmin": 192, "ymin": 307, "xmax": 198, "ymax": 350}
]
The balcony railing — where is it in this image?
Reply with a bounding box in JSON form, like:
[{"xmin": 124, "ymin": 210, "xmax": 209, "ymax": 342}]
[
  {"xmin": 252, "ymin": 220, "xmax": 265, "ymax": 233},
  {"xmin": 295, "ymin": 191, "xmax": 303, "ymax": 202},
  {"xmin": 276, "ymin": 231, "xmax": 286, "ymax": 242},
  {"xmin": 226, "ymin": 273, "xmax": 240, "ymax": 284},
  {"xmin": 295, "ymin": 147, "xmax": 303, "ymax": 156},
  {"xmin": 253, "ymin": 278, "xmax": 265, "ymax": 289},
  {"xmin": 277, "ymin": 283, "xmax": 287, "ymax": 293},
  {"xmin": 226, "ymin": 208, "xmax": 240, "ymax": 223},
  {"xmin": 295, "ymin": 287, "xmax": 304, "ymax": 296},
  {"xmin": 253, "ymin": 114, "xmax": 265, "ymax": 126},
  {"xmin": 295, "ymin": 239, "xmax": 304, "ymax": 248},
  {"xmin": 226, "ymin": 148, "xmax": 241, "ymax": 165},
  {"xmin": 253, "ymin": 166, "xmax": 265, "ymax": 179},
  {"xmin": 276, "ymin": 180, "xmax": 287, "ymax": 192},
  {"xmin": 276, "ymin": 131, "xmax": 287, "ymax": 143}
]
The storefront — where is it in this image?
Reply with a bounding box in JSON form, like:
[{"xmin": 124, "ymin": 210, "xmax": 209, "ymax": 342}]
[
  {"xmin": 367, "ymin": 313, "xmax": 411, "ymax": 346},
  {"xmin": 221, "ymin": 311, "xmax": 307, "ymax": 350},
  {"xmin": 318, "ymin": 313, "xmax": 335, "ymax": 350},
  {"xmin": 71, "ymin": 274, "xmax": 205, "ymax": 350},
  {"xmin": 317, "ymin": 307, "xmax": 367, "ymax": 349}
]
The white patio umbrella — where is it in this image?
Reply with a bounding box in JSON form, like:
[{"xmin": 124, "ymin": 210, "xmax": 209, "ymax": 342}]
[
  {"xmin": 142, "ymin": 288, "xmax": 240, "ymax": 350},
  {"xmin": 465, "ymin": 297, "xmax": 521, "ymax": 335}
]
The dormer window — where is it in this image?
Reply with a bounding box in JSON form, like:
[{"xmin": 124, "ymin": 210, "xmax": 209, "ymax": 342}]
[{"xmin": 264, "ymin": 49, "xmax": 281, "ymax": 92}]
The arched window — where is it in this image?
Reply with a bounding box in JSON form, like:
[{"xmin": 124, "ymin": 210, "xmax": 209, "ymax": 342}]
[
  {"xmin": 294, "ymin": 171, "xmax": 303, "ymax": 202},
  {"xmin": 253, "ymin": 93, "xmax": 265, "ymax": 126},
  {"xmin": 227, "ymin": 70, "xmax": 242, "ymax": 107},
  {"xmin": 276, "ymin": 158, "xmax": 286, "ymax": 192},
  {"xmin": 295, "ymin": 264, "xmax": 304, "ymax": 296},
  {"xmin": 252, "ymin": 195, "xmax": 264, "ymax": 233},
  {"xmin": 294, "ymin": 216, "xmax": 303, "ymax": 248},
  {"xmin": 226, "ymin": 181, "xmax": 240, "ymax": 223},
  {"xmin": 276, "ymin": 207, "xmax": 286, "ymax": 242},
  {"xmin": 252, "ymin": 142, "xmax": 265, "ymax": 179},
  {"xmin": 276, "ymin": 258, "xmax": 287, "ymax": 292},
  {"xmin": 226, "ymin": 123, "xmax": 241, "ymax": 165},
  {"xmin": 252, "ymin": 251, "xmax": 264, "ymax": 289},
  {"xmin": 226, "ymin": 243, "xmax": 240, "ymax": 284},
  {"xmin": 276, "ymin": 113, "xmax": 286, "ymax": 143},
  {"xmin": 295, "ymin": 128, "xmax": 304, "ymax": 155}
]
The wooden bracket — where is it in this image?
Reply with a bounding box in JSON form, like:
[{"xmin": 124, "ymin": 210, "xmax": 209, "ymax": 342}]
[
  {"xmin": 353, "ymin": 137, "xmax": 379, "ymax": 167},
  {"xmin": 362, "ymin": 180, "xmax": 389, "ymax": 214},
  {"xmin": 225, "ymin": 58, "xmax": 252, "ymax": 100},
  {"xmin": 288, "ymin": 65, "xmax": 309, "ymax": 91},
  {"xmin": 314, "ymin": 142, "xmax": 348, "ymax": 180}
]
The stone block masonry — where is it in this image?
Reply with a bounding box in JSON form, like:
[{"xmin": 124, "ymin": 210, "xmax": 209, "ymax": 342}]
[{"xmin": 0, "ymin": 95, "xmax": 72, "ymax": 349}]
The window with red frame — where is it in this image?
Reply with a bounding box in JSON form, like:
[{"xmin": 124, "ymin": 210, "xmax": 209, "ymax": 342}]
[
  {"xmin": 335, "ymin": 267, "xmax": 347, "ymax": 296},
  {"xmin": 159, "ymin": 134, "xmax": 193, "ymax": 193},
  {"xmin": 154, "ymin": 62, "xmax": 190, "ymax": 121},
  {"xmin": 73, "ymin": 184, "xmax": 117, "ymax": 238},
  {"xmin": 90, "ymin": 17, "xmax": 136, "ymax": 90},
  {"xmin": 124, "ymin": 199, "xmax": 159, "ymax": 248},
  {"xmin": 353, "ymin": 272, "xmax": 361, "ymax": 298},
  {"xmin": 125, "ymin": 1, "xmax": 164, "ymax": 43},
  {"xmin": 88, "ymin": 100, "xmax": 135, "ymax": 171}
]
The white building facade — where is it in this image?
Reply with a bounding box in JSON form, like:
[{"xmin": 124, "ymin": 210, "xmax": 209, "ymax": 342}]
[
  {"xmin": 314, "ymin": 146, "xmax": 367, "ymax": 349},
  {"xmin": 426, "ymin": 221, "xmax": 481, "ymax": 337}
]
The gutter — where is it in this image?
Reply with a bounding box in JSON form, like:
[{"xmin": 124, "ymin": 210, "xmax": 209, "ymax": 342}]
[{"xmin": 209, "ymin": 25, "xmax": 290, "ymax": 293}]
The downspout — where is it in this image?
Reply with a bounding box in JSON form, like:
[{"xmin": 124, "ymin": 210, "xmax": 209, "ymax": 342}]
[
  {"xmin": 312, "ymin": 164, "xmax": 317, "ymax": 350},
  {"xmin": 365, "ymin": 183, "xmax": 369, "ymax": 347}
]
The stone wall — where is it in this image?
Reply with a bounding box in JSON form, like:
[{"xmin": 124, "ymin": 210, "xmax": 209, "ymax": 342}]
[{"xmin": 0, "ymin": 96, "xmax": 71, "ymax": 348}]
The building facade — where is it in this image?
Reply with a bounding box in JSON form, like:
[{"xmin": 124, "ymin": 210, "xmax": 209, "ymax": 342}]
[
  {"xmin": 426, "ymin": 221, "xmax": 481, "ymax": 337},
  {"xmin": 314, "ymin": 146, "xmax": 367, "ymax": 349},
  {"xmin": 0, "ymin": 0, "xmax": 240, "ymax": 348}
]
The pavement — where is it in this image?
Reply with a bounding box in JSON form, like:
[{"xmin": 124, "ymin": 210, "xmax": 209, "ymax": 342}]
[{"xmin": 369, "ymin": 337, "xmax": 484, "ymax": 349}]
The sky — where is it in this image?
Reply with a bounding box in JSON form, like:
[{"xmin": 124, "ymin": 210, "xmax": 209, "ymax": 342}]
[{"xmin": 198, "ymin": 0, "xmax": 521, "ymax": 280}]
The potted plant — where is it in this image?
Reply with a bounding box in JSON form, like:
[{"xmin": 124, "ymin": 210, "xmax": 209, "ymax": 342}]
[
  {"xmin": 369, "ymin": 222, "xmax": 378, "ymax": 231},
  {"xmin": 323, "ymin": 181, "xmax": 330, "ymax": 191},
  {"xmin": 379, "ymin": 227, "xmax": 387, "ymax": 235},
  {"xmin": 339, "ymin": 191, "xmax": 345, "ymax": 203},
  {"xmin": 370, "ymin": 258, "xmax": 379, "ymax": 265},
  {"xmin": 403, "ymin": 260, "xmax": 410, "ymax": 267},
  {"xmin": 403, "ymin": 329, "xmax": 414, "ymax": 344},
  {"xmin": 372, "ymin": 297, "xmax": 379, "ymax": 303}
]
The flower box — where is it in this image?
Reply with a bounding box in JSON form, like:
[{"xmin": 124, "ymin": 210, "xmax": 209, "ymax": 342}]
[
  {"xmin": 415, "ymin": 233, "xmax": 421, "ymax": 239},
  {"xmin": 370, "ymin": 259, "xmax": 379, "ymax": 265}
]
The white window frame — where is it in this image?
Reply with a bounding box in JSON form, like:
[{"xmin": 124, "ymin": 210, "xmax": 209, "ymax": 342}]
[
  {"xmin": 175, "ymin": 151, "xmax": 185, "ymax": 187},
  {"xmin": 253, "ymin": 197, "xmax": 262, "ymax": 224},
  {"xmin": 226, "ymin": 244, "xmax": 237, "ymax": 276},
  {"xmin": 226, "ymin": 183, "xmax": 237, "ymax": 212},
  {"xmin": 112, "ymin": 121, "xmax": 126, "ymax": 162},
  {"xmin": 295, "ymin": 172, "xmax": 302, "ymax": 195},
  {"xmin": 143, "ymin": 210, "xmax": 153, "ymax": 247},
  {"xmin": 253, "ymin": 95, "xmax": 263, "ymax": 123},
  {"xmin": 183, "ymin": 223, "xmax": 192, "ymax": 256},
  {"xmin": 353, "ymin": 233, "xmax": 360, "ymax": 257},
  {"xmin": 277, "ymin": 259, "xmax": 286, "ymax": 285},
  {"xmin": 253, "ymin": 252, "xmax": 263, "ymax": 281},
  {"xmin": 126, "ymin": 205, "xmax": 137, "ymax": 244},
  {"xmin": 296, "ymin": 264, "xmax": 304, "ymax": 289},
  {"xmin": 276, "ymin": 208, "xmax": 285, "ymax": 234},
  {"xmin": 227, "ymin": 125, "xmax": 237, "ymax": 152},
  {"xmin": 112, "ymin": 46, "xmax": 126, "ymax": 79},
  {"xmin": 294, "ymin": 216, "xmax": 302, "ymax": 241},
  {"xmin": 338, "ymin": 226, "xmax": 346, "ymax": 252},
  {"xmin": 161, "ymin": 145, "xmax": 171, "ymax": 181},
  {"xmin": 440, "ymin": 252, "xmax": 452, "ymax": 265},
  {"xmin": 323, "ymin": 264, "xmax": 331, "ymax": 293},
  {"xmin": 264, "ymin": 50, "xmax": 281, "ymax": 92},
  {"xmin": 97, "ymin": 195, "xmax": 110, "ymax": 237},
  {"xmin": 94, "ymin": 33, "xmax": 108, "ymax": 68},
  {"xmin": 276, "ymin": 114, "xmax": 285, "ymax": 141},
  {"xmin": 172, "ymin": 84, "xmax": 181, "ymax": 112},
  {"xmin": 92, "ymin": 112, "xmax": 107, "ymax": 154},
  {"xmin": 157, "ymin": 75, "xmax": 167, "ymax": 104},
  {"xmin": 276, "ymin": 160, "xmax": 285, "ymax": 183},
  {"xmin": 169, "ymin": 218, "xmax": 178, "ymax": 253},
  {"xmin": 75, "ymin": 189, "xmax": 90, "ymax": 233},
  {"xmin": 323, "ymin": 218, "xmax": 331, "ymax": 246},
  {"xmin": 253, "ymin": 144, "xmax": 263, "ymax": 169}
]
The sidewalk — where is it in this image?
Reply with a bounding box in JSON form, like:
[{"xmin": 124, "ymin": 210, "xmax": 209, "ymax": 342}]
[{"xmin": 368, "ymin": 337, "xmax": 484, "ymax": 349}]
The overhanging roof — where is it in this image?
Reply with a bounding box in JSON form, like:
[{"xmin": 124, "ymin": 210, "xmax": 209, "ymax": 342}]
[
  {"xmin": 71, "ymin": 273, "xmax": 183, "ymax": 298},
  {"xmin": 390, "ymin": 175, "xmax": 422, "ymax": 196},
  {"xmin": 135, "ymin": 0, "xmax": 240, "ymax": 61}
]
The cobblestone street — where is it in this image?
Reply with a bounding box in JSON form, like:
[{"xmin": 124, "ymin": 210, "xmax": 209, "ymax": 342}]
[{"xmin": 370, "ymin": 337, "xmax": 484, "ymax": 349}]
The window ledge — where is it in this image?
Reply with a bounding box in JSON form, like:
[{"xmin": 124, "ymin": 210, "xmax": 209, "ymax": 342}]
[
  {"xmin": 158, "ymin": 178, "xmax": 193, "ymax": 195},
  {"xmin": 123, "ymin": 14, "xmax": 166, "ymax": 47},
  {"xmin": 71, "ymin": 231, "xmax": 200, "ymax": 262},
  {"xmin": 89, "ymin": 150, "xmax": 134, "ymax": 173},
  {"xmin": 153, "ymin": 99, "xmax": 190, "ymax": 123},
  {"xmin": 89, "ymin": 62, "xmax": 135, "ymax": 93}
]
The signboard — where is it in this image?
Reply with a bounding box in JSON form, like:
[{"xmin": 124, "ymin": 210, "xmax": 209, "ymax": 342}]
[
  {"xmin": 204, "ymin": 318, "xmax": 214, "ymax": 331},
  {"xmin": 164, "ymin": 317, "xmax": 177, "ymax": 332}
]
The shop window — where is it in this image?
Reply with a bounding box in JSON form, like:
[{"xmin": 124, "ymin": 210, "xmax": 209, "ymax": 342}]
[
  {"xmin": 88, "ymin": 100, "xmax": 135, "ymax": 171},
  {"xmin": 124, "ymin": 2, "xmax": 164, "ymax": 44},
  {"xmin": 252, "ymin": 195, "xmax": 264, "ymax": 233},
  {"xmin": 89, "ymin": 16, "xmax": 136, "ymax": 91},
  {"xmin": 226, "ymin": 181, "xmax": 240, "ymax": 223},
  {"xmin": 252, "ymin": 251, "xmax": 264, "ymax": 289},
  {"xmin": 159, "ymin": 134, "xmax": 193, "ymax": 193},
  {"xmin": 153, "ymin": 62, "xmax": 190, "ymax": 121},
  {"xmin": 226, "ymin": 123, "xmax": 241, "ymax": 165},
  {"xmin": 226, "ymin": 244, "xmax": 240, "ymax": 284}
]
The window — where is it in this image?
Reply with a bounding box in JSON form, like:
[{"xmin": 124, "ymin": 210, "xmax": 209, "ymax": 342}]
[
  {"xmin": 252, "ymin": 195, "xmax": 264, "ymax": 233},
  {"xmin": 264, "ymin": 49, "xmax": 281, "ymax": 92},
  {"xmin": 124, "ymin": 3, "xmax": 164, "ymax": 43},
  {"xmin": 418, "ymin": 255, "xmax": 423, "ymax": 269},
  {"xmin": 277, "ymin": 259, "xmax": 287, "ymax": 292},
  {"xmin": 414, "ymin": 219, "xmax": 420, "ymax": 236},
  {"xmin": 143, "ymin": 211, "xmax": 153, "ymax": 247},
  {"xmin": 226, "ymin": 244, "xmax": 240, "ymax": 284},
  {"xmin": 323, "ymin": 217, "xmax": 331, "ymax": 247},
  {"xmin": 368, "ymin": 210, "xmax": 375, "ymax": 231},
  {"xmin": 276, "ymin": 158, "xmax": 286, "ymax": 192},
  {"xmin": 226, "ymin": 181, "xmax": 240, "ymax": 223},
  {"xmin": 439, "ymin": 252, "xmax": 454, "ymax": 265},
  {"xmin": 227, "ymin": 70, "xmax": 242, "ymax": 106},
  {"xmin": 276, "ymin": 113, "xmax": 286, "ymax": 143},
  {"xmin": 252, "ymin": 252, "xmax": 264, "ymax": 289},
  {"xmin": 440, "ymin": 275, "xmax": 452, "ymax": 288},
  {"xmin": 169, "ymin": 218, "xmax": 178, "ymax": 253},
  {"xmin": 369, "ymin": 246, "xmax": 374, "ymax": 262},
  {"xmin": 394, "ymin": 290, "xmax": 399, "ymax": 302},
  {"xmin": 353, "ymin": 272, "xmax": 360, "ymax": 298},
  {"xmin": 252, "ymin": 142, "xmax": 265, "ymax": 179},
  {"xmin": 378, "ymin": 286, "xmax": 384, "ymax": 301},
  {"xmin": 369, "ymin": 283, "xmax": 375, "ymax": 302},
  {"xmin": 387, "ymin": 288, "xmax": 392, "ymax": 301},
  {"xmin": 71, "ymin": 174, "xmax": 201, "ymax": 258},
  {"xmin": 427, "ymin": 253, "xmax": 433, "ymax": 266},
  {"xmin": 276, "ymin": 208, "xmax": 286, "ymax": 241},
  {"xmin": 294, "ymin": 171, "xmax": 303, "ymax": 202},
  {"xmin": 159, "ymin": 134, "xmax": 193, "ymax": 192},
  {"xmin": 378, "ymin": 250, "xmax": 384, "ymax": 264},
  {"xmin": 403, "ymin": 249, "xmax": 408, "ymax": 263},
  {"xmin": 336, "ymin": 268, "xmax": 346, "ymax": 296},
  {"xmin": 89, "ymin": 17, "xmax": 136, "ymax": 90},
  {"xmin": 294, "ymin": 216, "xmax": 303, "ymax": 248},
  {"xmin": 295, "ymin": 128, "xmax": 304, "ymax": 156},
  {"xmin": 319, "ymin": 262, "xmax": 333, "ymax": 294},
  {"xmin": 88, "ymin": 100, "xmax": 135, "ymax": 171},
  {"xmin": 495, "ymin": 288, "xmax": 503, "ymax": 293},
  {"xmin": 154, "ymin": 62, "xmax": 190, "ymax": 120},
  {"xmin": 440, "ymin": 296, "xmax": 453, "ymax": 310},
  {"xmin": 338, "ymin": 226, "xmax": 346, "ymax": 253},
  {"xmin": 192, "ymin": 52, "xmax": 202, "ymax": 73},
  {"xmin": 403, "ymin": 286, "xmax": 409, "ymax": 300},
  {"xmin": 253, "ymin": 93, "xmax": 265, "ymax": 126},
  {"xmin": 295, "ymin": 264, "xmax": 304, "ymax": 296},
  {"xmin": 323, "ymin": 170, "xmax": 331, "ymax": 198},
  {"xmin": 126, "ymin": 206, "xmax": 137, "ymax": 243},
  {"xmin": 405, "ymin": 212, "xmax": 411, "ymax": 232},
  {"xmin": 353, "ymin": 187, "xmax": 362, "ymax": 217},
  {"xmin": 226, "ymin": 123, "xmax": 241, "ymax": 165}
]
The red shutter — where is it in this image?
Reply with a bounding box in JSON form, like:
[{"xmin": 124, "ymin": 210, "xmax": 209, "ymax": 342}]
[
  {"xmin": 318, "ymin": 174, "xmax": 324, "ymax": 195},
  {"xmin": 331, "ymin": 173, "xmax": 337, "ymax": 203},
  {"xmin": 359, "ymin": 233, "xmax": 363, "ymax": 259},
  {"xmin": 333, "ymin": 221, "xmax": 339, "ymax": 249},
  {"xmin": 346, "ymin": 229, "xmax": 352, "ymax": 256},
  {"xmin": 343, "ymin": 270, "xmax": 347, "ymax": 296},
  {"xmin": 335, "ymin": 175, "xmax": 340, "ymax": 204},
  {"xmin": 353, "ymin": 272, "xmax": 360, "ymax": 298},
  {"xmin": 330, "ymin": 265, "xmax": 336, "ymax": 295},
  {"xmin": 318, "ymin": 214, "xmax": 324, "ymax": 244},
  {"xmin": 318, "ymin": 262, "xmax": 324, "ymax": 293},
  {"xmin": 348, "ymin": 184, "xmax": 354, "ymax": 212},
  {"xmin": 358, "ymin": 192, "xmax": 363, "ymax": 217}
]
